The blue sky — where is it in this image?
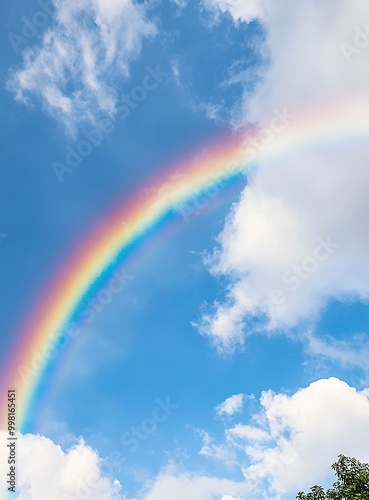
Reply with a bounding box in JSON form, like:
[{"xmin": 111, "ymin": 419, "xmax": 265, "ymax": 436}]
[{"xmin": 1, "ymin": 1, "xmax": 369, "ymax": 499}]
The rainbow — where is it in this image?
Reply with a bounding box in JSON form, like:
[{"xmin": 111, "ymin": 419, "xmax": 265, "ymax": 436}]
[
  {"xmin": 1, "ymin": 96, "xmax": 369, "ymax": 434},
  {"xmin": 0, "ymin": 133, "xmax": 249, "ymax": 433}
]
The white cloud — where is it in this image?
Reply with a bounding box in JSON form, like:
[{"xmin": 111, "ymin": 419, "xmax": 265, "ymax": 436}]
[
  {"xmin": 136, "ymin": 466, "xmax": 250, "ymax": 500},
  {"xmin": 227, "ymin": 424, "xmax": 269, "ymax": 443},
  {"xmin": 139, "ymin": 378, "xmax": 369, "ymax": 499},
  {"xmin": 199, "ymin": 430, "xmax": 237, "ymax": 465},
  {"xmin": 0, "ymin": 431, "xmax": 122, "ymax": 499},
  {"xmin": 203, "ymin": 0, "xmax": 268, "ymax": 24},
  {"xmin": 8, "ymin": 0, "xmax": 156, "ymax": 134},
  {"xmin": 237, "ymin": 378, "xmax": 369, "ymax": 494},
  {"xmin": 170, "ymin": 0, "xmax": 187, "ymax": 10},
  {"xmin": 306, "ymin": 332, "xmax": 369, "ymax": 372},
  {"xmin": 0, "ymin": 430, "xmax": 249, "ymax": 500},
  {"xmin": 201, "ymin": 378, "xmax": 369, "ymax": 496},
  {"xmin": 2, "ymin": 380, "xmax": 369, "ymax": 499},
  {"xmin": 199, "ymin": 0, "xmax": 369, "ymax": 351},
  {"xmin": 216, "ymin": 394, "xmax": 246, "ymax": 417}
]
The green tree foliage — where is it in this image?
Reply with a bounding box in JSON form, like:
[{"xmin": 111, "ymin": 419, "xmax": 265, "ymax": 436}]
[{"xmin": 296, "ymin": 455, "xmax": 369, "ymax": 499}]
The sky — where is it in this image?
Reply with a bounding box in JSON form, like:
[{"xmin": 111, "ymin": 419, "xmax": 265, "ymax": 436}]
[{"xmin": 0, "ymin": 1, "xmax": 369, "ymax": 499}]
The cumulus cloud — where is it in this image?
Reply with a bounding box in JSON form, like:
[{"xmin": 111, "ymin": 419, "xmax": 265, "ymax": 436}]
[
  {"xmin": 199, "ymin": 0, "xmax": 369, "ymax": 351},
  {"xmin": 2, "ymin": 380, "xmax": 368, "ymax": 499},
  {"xmin": 8, "ymin": 0, "xmax": 156, "ymax": 134},
  {"xmin": 202, "ymin": 378, "xmax": 369, "ymax": 497},
  {"xmin": 139, "ymin": 378, "xmax": 369, "ymax": 499},
  {"xmin": 0, "ymin": 430, "xmax": 248, "ymax": 500},
  {"xmin": 0, "ymin": 431, "xmax": 122, "ymax": 499},
  {"xmin": 236, "ymin": 378, "xmax": 369, "ymax": 494}
]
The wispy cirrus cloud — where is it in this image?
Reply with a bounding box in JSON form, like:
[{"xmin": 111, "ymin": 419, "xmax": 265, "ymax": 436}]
[
  {"xmin": 215, "ymin": 393, "xmax": 248, "ymax": 417},
  {"xmin": 8, "ymin": 0, "xmax": 156, "ymax": 135},
  {"xmin": 203, "ymin": 0, "xmax": 268, "ymax": 25}
]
